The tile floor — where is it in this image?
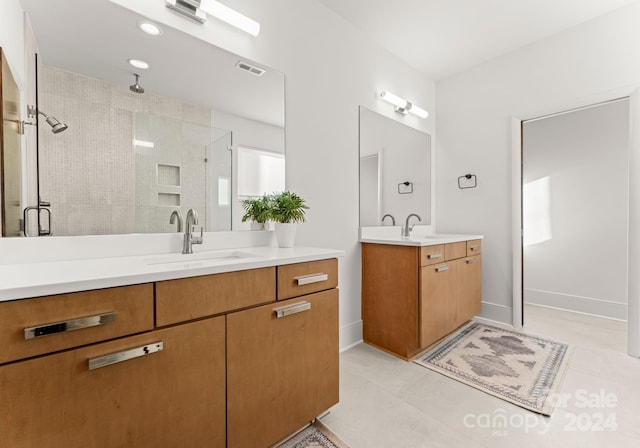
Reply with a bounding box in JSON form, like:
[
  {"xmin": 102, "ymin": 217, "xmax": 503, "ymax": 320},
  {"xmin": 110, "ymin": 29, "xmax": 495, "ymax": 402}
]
[{"xmin": 321, "ymin": 305, "xmax": 640, "ymax": 447}]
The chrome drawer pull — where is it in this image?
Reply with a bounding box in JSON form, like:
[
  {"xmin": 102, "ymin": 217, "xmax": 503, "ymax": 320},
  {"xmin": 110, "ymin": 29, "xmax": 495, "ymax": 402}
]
[
  {"xmin": 428, "ymin": 253, "xmax": 442, "ymax": 259},
  {"xmin": 294, "ymin": 273, "xmax": 328, "ymax": 286},
  {"xmin": 467, "ymin": 258, "xmax": 477, "ymax": 264},
  {"xmin": 435, "ymin": 266, "xmax": 449, "ymax": 273},
  {"xmin": 469, "ymin": 246, "xmax": 480, "ymax": 252},
  {"xmin": 24, "ymin": 311, "xmax": 117, "ymax": 340},
  {"xmin": 88, "ymin": 342, "xmax": 163, "ymax": 370},
  {"xmin": 274, "ymin": 301, "xmax": 311, "ymax": 319}
]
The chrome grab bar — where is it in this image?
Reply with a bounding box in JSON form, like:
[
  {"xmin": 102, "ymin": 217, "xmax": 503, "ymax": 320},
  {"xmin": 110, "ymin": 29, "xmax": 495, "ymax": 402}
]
[
  {"xmin": 88, "ymin": 342, "xmax": 163, "ymax": 370},
  {"xmin": 294, "ymin": 273, "xmax": 328, "ymax": 286},
  {"xmin": 24, "ymin": 311, "xmax": 116, "ymax": 340},
  {"xmin": 273, "ymin": 301, "xmax": 311, "ymax": 319}
]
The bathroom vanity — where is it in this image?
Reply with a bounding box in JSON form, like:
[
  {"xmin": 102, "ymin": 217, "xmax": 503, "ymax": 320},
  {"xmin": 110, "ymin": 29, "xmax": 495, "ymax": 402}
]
[
  {"xmin": 361, "ymin": 233, "xmax": 482, "ymax": 360},
  {"xmin": 0, "ymin": 246, "xmax": 341, "ymax": 448}
]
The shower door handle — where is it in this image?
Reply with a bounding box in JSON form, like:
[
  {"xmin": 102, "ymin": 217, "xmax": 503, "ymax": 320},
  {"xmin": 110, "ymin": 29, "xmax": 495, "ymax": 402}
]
[{"xmin": 22, "ymin": 206, "xmax": 38, "ymax": 237}]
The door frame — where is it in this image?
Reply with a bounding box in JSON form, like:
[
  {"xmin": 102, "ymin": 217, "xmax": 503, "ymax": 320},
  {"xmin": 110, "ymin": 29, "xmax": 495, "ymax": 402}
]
[{"xmin": 511, "ymin": 87, "xmax": 640, "ymax": 357}]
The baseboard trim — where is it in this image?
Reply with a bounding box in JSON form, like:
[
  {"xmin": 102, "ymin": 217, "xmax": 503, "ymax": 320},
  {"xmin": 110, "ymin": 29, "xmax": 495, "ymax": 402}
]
[
  {"xmin": 339, "ymin": 320, "xmax": 363, "ymax": 352},
  {"xmin": 479, "ymin": 301, "xmax": 513, "ymax": 325},
  {"xmin": 525, "ymin": 288, "xmax": 627, "ymax": 321},
  {"xmin": 525, "ymin": 302, "xmax": 627, "ymax": 323}
]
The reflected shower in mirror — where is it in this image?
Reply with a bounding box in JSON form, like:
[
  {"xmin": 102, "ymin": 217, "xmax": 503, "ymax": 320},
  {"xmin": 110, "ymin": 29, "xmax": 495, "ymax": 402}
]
[
  {"xmin": 359, "ymin": 106, "xmax": 431, "ymax": 227},
  {"xmin": 10, "ymin": 0, "xmax": 285, "ymax": 237}
]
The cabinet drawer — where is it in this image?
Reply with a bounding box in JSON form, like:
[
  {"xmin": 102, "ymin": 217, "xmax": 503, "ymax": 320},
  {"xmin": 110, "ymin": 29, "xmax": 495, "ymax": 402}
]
[
  {"xmin": 467, "ymin": 239, "xmax": 482, "ymax": 257},
  {"xmin": 277, "ymin": 258, "xmax": 338, "ymax": 300},
  {"xmin": 227, "ymin": 289, "xmax": 339, "ymax": 448},
  {"xmin": 420, "ymin": 245, "xmax": 445, "ymax": 266},
  {"xmin": 445, "ymin": 242, "xmax": 467, "ymax": 261},
  {"xmin": 156, "ymin": 267, "xmax": 276, "ymax": 326},
  {"xmin": 0, "ymin": 317, "xmax": 226, "ymax": 448},
  {"xmin": 0, "ymin": 284, "xmax": 154, "ymax": 365}
]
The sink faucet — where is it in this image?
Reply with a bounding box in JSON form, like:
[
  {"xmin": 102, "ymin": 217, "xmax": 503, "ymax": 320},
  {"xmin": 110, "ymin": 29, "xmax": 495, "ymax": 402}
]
[
  {"xmin": 182, "ymin": 208, "xmax": 204, "ymax": 254},
  {"xmin": 403, "ymin": 213, "xmax": 421, "ymax": 238},
  {"xmin": 381, "ymin": 214, "xmax": 396, "ymax": 226},
  {"xmin": 170, "ymin": 210, "xmax": 183, "ymax": 232}
]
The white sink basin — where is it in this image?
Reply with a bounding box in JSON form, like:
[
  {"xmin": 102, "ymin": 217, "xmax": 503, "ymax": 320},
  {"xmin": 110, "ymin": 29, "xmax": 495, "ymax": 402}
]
[{"xmin": 144, "ymin": 250, "xmax": 261, "ymax": 266}]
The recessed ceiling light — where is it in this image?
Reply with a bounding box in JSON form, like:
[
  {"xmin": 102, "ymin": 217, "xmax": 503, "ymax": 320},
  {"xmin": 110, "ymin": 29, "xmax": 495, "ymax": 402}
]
[
  {"xmin": 138, "ymin": 21, "xmax": 163, "ymax": 36},
  {"xmin": 128, "ymin": 59, "xmax": 150, "ymax": 70}
]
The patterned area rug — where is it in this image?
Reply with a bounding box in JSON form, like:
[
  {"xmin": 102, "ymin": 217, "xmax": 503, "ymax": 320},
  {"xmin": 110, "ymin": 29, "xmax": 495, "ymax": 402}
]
[
  {"xmin": 276, "ymin": 420, "xmax": 349, "ymax": 448},
  {"xmin": 415, "ymin": 322, "xmax": 570, "ymax": 415}
]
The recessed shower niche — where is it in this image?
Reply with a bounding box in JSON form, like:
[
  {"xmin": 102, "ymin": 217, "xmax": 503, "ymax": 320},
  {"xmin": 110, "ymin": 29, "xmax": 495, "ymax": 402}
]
[{"xmin": 133, "ymin": 111, "xmax": 232, "ymax": 234}]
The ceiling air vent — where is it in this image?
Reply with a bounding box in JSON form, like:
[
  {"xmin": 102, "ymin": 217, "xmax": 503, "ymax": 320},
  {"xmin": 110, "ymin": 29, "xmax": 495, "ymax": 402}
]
[{"xmin": 235, "ymin": 61, "xmax": 266, "ymax": 77}]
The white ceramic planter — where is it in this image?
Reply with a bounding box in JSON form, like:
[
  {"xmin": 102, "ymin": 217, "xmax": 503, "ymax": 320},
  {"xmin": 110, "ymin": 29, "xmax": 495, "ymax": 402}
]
[
  {"xmin": 249, "ymin": 222, "xmax": 264, "ymax": 231},
  {"xmin": 275, "ymin": 223, "xmax": 297, "ymax": 248}
]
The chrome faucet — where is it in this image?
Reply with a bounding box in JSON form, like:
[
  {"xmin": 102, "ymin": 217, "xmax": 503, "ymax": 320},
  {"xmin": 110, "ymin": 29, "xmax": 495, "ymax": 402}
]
[
  {"xmin": 169, "ymin": 210, "xmax": 183, "ymax": 232},
  {"xmin": 182, "ymin": 208, "xmax": 203, "ymax": 254},
  {"xmin": 403, "ymin": 213, "xmax": 421, "ymax": 238},
  {"xmin": 381, "ymin": 214, "xmax": 396, "ymax": 226}
]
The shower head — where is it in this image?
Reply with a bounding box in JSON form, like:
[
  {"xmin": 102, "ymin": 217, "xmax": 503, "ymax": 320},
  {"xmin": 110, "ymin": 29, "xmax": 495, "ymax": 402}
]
[
  {"xmin": 45, "ymin": 115, "xmax": 68, "ymax": 134},
  {"xmin": 130, "ymin": 74, "xmax": 144, "ymax": 94},
  {"xmin": 27, "ymin": 105, "xmax": 68, "ymax": 134}
]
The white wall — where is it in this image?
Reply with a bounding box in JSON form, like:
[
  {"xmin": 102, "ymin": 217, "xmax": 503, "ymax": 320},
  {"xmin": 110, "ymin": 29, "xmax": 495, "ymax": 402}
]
[
  {"xmin": 437, "ymin": 2, "xmax": 640, "ymax": 325},
  {"xmin": 7, "ymin": 0, "xmax": 436, "ymax": 350},
  {"xmin": 0, "ymin": 0, "xmax": 25, "ymax": 89},
  {"xmin": 523, "ymin": 99, "xmax": 629, "ymax": 320}
]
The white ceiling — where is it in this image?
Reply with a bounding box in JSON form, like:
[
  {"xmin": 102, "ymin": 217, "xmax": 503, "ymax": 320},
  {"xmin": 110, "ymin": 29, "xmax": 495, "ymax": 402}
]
[{"xmin": 317, "ymin": 0, "xmax": 639, "ymax": 80}]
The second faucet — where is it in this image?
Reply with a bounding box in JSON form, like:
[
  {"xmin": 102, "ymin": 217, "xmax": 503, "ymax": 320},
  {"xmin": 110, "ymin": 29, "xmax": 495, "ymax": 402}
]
[{"xmin": 403, "ymin": 213, "xmax": 421, "ymax": 238}]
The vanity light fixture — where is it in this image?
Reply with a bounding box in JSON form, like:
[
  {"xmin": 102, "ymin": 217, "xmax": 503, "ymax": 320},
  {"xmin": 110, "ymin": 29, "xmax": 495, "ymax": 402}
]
[
  {"xmin": 165, "ymin": 0, "xmax": 260, "ymax": 37},
  {"xmin": 128, "ymin": 59, "xmax": 150, "ymax": 70},
  {"xmin": 379, "ymin": 90, "xmax": 429, "ymax": 119},
  {"xmin": 138, "ymin": 21, "xmax": 162, "ymax": 36}
]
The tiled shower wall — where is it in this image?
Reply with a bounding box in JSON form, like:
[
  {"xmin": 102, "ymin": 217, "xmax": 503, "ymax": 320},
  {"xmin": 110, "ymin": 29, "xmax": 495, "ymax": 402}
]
[{"xmin": 39, "ymin": 65, "xmax": 210, "ymax": 236}]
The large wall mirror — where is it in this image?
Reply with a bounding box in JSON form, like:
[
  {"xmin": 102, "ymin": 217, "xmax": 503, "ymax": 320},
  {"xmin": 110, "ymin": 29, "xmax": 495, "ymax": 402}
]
[
  {"xmin": 3, "ymin": 0, "xmax": 285, "ymax": 237},
  {"xmin": 359, "ymin": 106, "xmax": 431, "ymax": 227}
]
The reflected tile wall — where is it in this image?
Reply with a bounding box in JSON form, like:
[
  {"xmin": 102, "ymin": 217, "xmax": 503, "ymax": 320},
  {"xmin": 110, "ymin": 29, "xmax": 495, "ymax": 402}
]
[{"xmin": 39, "ymin": 65, "xmax": 210, "ymax": 236}]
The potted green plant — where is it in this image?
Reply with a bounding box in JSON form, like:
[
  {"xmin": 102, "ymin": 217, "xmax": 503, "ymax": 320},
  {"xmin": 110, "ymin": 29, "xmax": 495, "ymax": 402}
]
[
  {"xmin": 240, "ymin": 195, "xmax": 272, "ymax": 230},
  {"xmin": 270, "ymin": 191, "xmax": 309, "ymax": 247}
]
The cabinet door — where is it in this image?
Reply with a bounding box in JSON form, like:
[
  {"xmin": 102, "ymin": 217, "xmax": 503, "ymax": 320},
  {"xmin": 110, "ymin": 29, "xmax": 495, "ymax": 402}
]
[
  {"xmin": 457, "ymin": 255, "xmax": 482, "ymax": 325},
  {"xmin": 420, "ymin": 262, "xmax": 458, "ymax": 348},
  {"xmin": 227, "ymin": 289, "xmax": 339, "ymax": 448},
  {"xmin": 0, "ymin": 317, "xmax": 226, "ymax": 448}
]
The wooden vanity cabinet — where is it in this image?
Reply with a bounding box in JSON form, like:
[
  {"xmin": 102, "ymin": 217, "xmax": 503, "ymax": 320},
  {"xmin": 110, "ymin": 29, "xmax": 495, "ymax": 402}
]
[
  {"xmin": 456, "ymin": 254, "xmax": 482, "ymax": 326},
  {"xmin": 0, "ymin": 316, "xmax": 226, "ymax": 448},
  {"xmin": 362, "ymin": 241, "xmax": 481, "ymax": 360},
  {"xmin": 1, "ymin": 258, "xmax": 339, "ymax": 448},
  {"xmin": 420, "ymin": 261, "xmax": 459, "ymax": 348},
  {"xmin": 227, "ymin": 260, "xmax": 339, "ymax": 448}
]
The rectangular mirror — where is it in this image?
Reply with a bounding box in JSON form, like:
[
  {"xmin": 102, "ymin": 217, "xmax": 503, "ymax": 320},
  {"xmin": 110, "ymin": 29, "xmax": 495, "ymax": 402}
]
[
  {"xmin": 359, "ymin": 106, "xmax": 431, "ymax": 227},
  {"xmin": 5, "ymin": 0, "xmax": 285, "ymax": 237}
]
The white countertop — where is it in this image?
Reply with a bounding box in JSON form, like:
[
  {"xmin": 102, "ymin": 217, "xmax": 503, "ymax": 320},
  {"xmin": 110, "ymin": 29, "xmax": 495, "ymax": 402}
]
[
  {"xmin": 0, "ymin": 246, "xmax": 344, "ymax": 302},
  {"xmin": 360, "ymin": 233, "xmax": 484, "ymax": 247}
]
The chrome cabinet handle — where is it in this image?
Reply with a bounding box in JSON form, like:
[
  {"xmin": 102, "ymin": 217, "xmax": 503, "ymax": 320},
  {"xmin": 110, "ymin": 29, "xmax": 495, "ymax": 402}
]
[
  {"xmin": 273, "ymin": 301, "xmax": 311, "ymax": 319},
  {"xmin": 294, "ymin": 273, "xmax": 328, "ymax": 286},
  {"xmin": 88, "ymin": 342, "xmax": 163, "ymax": 370},
  {"xmin": 24, "ymin": 311, "xmax": 116, "ymax": 340},
  {"xmin": 428, "ymin": 253, "xmax": 442, "ymax": 259},
  {"xmin": 469, "ymin": 246, "xmax": 480, "ymax": 252},
  {"xmin": 467, "ymin": 258, "xmax": 477, "ymax": 264},
  {"xmin": 435, "ymin": 265, "xmax": 449, "ymax": 273}
]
